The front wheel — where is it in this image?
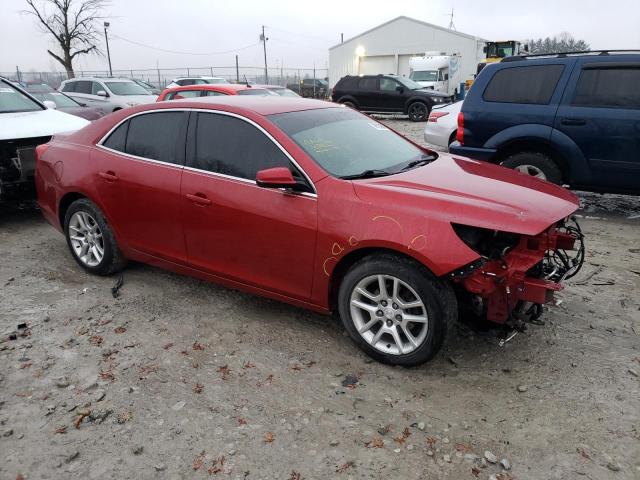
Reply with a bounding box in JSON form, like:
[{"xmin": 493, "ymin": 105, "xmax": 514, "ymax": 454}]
[
  {"xmin": 338, "ymin": 254, "xmax": 455, "ymax": 366},
  {"xmin": 501, "ymin": 152, "xmax": 562, "ymax": 184},
  {"xmin": 407, "ymin": 102, "xmax": 429, "ymax": 122},
  {"xmin": 64, "ymin": 198, "xmax": 127, "ymax": 276}
]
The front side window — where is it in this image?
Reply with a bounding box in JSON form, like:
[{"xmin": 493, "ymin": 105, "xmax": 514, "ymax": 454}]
[
  {"xmin": 91, "ymin": 82, "xmax": 104, "ymax": 95},
  {"xmin": 0, "ymin": 80, "xmax": 43, "ymax": 113},
  {"xmin": 124, "ymin": 112, "xmax": 187, "ymax": 164},
  {"xmin": 191, "ymin": 113, "xmax": 293, "ymax": 180},
  {"xmin": 573, "ymin": 67, "xmax": 640, "ymax": 108},
  {"xmin": 269, "ymin": 107, "xmax": 430, "ymax": 178},
  {"xmin": 483, "ymin": 64, "xmax": 565, "ymax": 104},
  {"xmin": 74, "ymin": 81, "xmax": 93, "ymax": 94},
  {"xmin": 380, "ymin": 78, "xmax": 399, "ymax": 91},
  {"xmin": 167, "ymin": 90, "xmax": 202, "ymax": 100}
]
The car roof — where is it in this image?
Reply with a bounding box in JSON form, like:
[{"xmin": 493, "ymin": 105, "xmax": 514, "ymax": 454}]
[
  {"xmin": 140, "ymin": 95, "xmax": 340, "ymax": 116},
  {"xmin": 172, "ymin": 76, "xmax": 225, "ymax": 80},
  {"xmin": 162, "ymin": 84, "xmax": 261, "ymax": 94},
  {"xmin": 64, "ymin": 77, "xmax": 134, "ymax": 83}
]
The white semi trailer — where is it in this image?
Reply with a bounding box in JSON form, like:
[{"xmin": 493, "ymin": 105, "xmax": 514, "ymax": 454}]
[{"xmin": 408, "ymin": 53, "xmax": 463, "ymax": 97}]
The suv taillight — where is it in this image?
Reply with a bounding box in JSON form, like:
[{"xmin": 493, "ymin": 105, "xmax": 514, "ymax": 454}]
[{"xmin": 456, "ymin": 112, "xmax": 464, "ymax": 144}]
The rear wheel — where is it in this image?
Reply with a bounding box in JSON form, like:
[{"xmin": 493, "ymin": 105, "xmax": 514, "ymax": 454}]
[
  {"xmin": 501, "ymin": 152, "xmax": 562, "ymax": 184},
  {"xmin": 338, "ymin": 254, "xmax": 455, "ymax": 366},
  {"xmin": 407, "ymin": 102, "xmax": 429, "ymax": 122},
  {"xmin": 340, "ymin": 100, "xmax": 357, "ymax": 110},
  {"xmin": 64, "ymin": 198, "xmax": 126, "ymax": 276}
]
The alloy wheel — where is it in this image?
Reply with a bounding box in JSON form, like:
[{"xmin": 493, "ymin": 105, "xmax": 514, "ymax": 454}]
[
  {"xmin": 349, "ymin": 274, "xmax": 428, "ymax": 355},
  {"xmin": 68, "ymin": 211, "xmax": 104, "ymax": 267},
  {"xmin": 408, "ymin": 103, "xmax": 427, "ymax": 121}
]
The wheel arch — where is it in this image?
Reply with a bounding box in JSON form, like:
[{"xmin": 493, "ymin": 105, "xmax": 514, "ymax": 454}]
[
  {"xmin": 337, "ymin": 95, "xmax": 359, "ymax": 107},
  {"xmin": 492, "ymin": 137, "xmax": 572, "ymax": 183},
  {"xmin": 58, "ymin": 191, "xmax": 88, "ymax": 228},
  {"xmin": 327, "ymin": 246, "xmax": 438, "ymax": 313}
]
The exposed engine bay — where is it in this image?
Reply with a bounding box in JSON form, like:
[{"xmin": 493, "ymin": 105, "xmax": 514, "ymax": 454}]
[
  {"xmin": 0, "ymin": 136, "xmax": 49, "ymax": 199},
  {"xmin": 450, "ymin": 217, "xmax": 585, "ymax": 334}
]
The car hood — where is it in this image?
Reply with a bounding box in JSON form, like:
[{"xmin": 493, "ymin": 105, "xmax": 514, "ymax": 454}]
[
  {"xmin": 353, "ymin": 154, "xmax": 579, "ymax": 236},
  {"xmin": 0, "ymin": 108, "xmax": 89, "ymax": 140}
]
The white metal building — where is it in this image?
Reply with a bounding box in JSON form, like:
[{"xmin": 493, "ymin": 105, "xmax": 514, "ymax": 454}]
[{"xmin": 328, "ymin": 16, "xmax": 486, "ymax": 86}]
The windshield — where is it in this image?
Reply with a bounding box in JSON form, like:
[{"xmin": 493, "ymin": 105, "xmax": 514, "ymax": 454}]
[
  {"xmin": 396, "ymin": 77, "xmax": 425, "ymax": 90},
  {"xmin": 487, "ymin": 42, "xmax": 515, "ymax": 58},
  {"xmin": 105, "ymin": 81, "xmax": 150, "ymax": 95},
  {"xmin": 31, "ymin": 91, "xmax": 79, "ymax": 108},
  {"xmin": 237, "ymin": 88, "xmax": 275, "ymax": 96},
  {"xmin": 269, "ymin": 107, "xmax": 432, "ymax": 178},
  {"xmin": 410, "ymin": 70, "xmax": 439, "ymax": 82},
  {"xmin": 0, "ymin": 81, "xmax": 43, "ymax": 113}
]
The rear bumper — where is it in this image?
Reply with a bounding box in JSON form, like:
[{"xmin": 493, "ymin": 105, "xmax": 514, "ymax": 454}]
[{"xmin": 448, "ymin": 143, "xmax": 497, "ymax": 162}]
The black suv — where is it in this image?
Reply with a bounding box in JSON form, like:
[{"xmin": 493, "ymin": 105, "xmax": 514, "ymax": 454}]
[
  {"xmin": 450, "ymin": 51, "xmax": 640, "ymax": 194},
  {"xmin": 331, "ymin": 74, "xmax": 449, "ymax": 121}
]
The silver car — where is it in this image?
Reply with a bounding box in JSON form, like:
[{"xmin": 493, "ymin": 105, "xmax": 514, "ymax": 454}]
[{"xmin": 59, "ymin": 77, "xmax": 157, "ymax": 111}]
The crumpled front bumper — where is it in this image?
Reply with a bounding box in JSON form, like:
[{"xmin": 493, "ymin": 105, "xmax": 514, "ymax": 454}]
[{"xmin": 452, "ymin": 226, "xmax": 578, "ymax": 323}]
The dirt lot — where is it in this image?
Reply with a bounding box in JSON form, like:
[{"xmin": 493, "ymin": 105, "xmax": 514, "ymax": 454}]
[{"xmin": 1, "ymin": 121, "xmax": 639, "ymax": 480}]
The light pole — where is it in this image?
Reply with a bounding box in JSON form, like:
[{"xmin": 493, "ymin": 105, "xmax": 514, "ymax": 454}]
[{"xmin": 103, "ymin": 22, "xmax": 112, "ymax": 76}]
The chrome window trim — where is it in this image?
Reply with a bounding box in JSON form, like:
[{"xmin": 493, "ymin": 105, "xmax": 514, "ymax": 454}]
[{"xmin": 96, "ymin": 107, "xmax": 317, "ymax": 196}]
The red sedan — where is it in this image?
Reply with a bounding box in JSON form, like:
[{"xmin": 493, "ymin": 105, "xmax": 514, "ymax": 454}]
[
  {"xmin": 35, "ymin": 96, "xmax": 584, "ymax": 365},
  {"xmin": 157, "ymin": 83, "xmax": 275, "ymax": 101}
]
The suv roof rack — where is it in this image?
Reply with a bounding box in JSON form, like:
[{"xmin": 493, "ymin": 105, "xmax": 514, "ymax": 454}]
[{"xmin": 502, "ymin": 49, "xmax": 640, "ymax": 62}]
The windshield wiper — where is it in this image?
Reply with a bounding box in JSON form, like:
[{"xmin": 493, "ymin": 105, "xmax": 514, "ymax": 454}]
[
  {"xmin": 341, "ymin": 169, "xmax": 392, "ymax": 180},
  {"xmin": 400, "ymin": 155, "xmax": 437, "ymax": 171}
]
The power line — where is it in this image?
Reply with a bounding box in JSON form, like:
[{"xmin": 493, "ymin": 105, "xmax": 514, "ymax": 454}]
[{"xmin": 110, "ymin": 34, "xmax": 260, "ymax": 56}]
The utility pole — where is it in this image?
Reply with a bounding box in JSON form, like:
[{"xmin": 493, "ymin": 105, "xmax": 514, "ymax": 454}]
[
  {"xmin": 260, "ymin": 25, "xmax": 268, "ymax": 84},
  {"xmin": 341, "ymin": 33, "xmax": 343, "ymax": 43},
  {"xmin": 103, "ymin": 22, "xmax": 113, "ymax": 76},
  {"xmin": 235, "ymin": 55, "xmax": 240, "ymax": 83}
]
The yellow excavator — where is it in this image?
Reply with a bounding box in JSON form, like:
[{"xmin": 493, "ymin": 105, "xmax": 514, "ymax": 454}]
[{"xmin": 465, "ymin": 41, "xmax": 529, "ymax": 90}]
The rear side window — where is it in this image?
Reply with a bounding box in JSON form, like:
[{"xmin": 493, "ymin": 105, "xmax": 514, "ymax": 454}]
[
  {"xmin": 192, "ymin": 112, "xmax": 291, "ymax": 180},
  {"xmin": 336, "ymin": 77, "xmax": 358, "ymax": 89},
  {"xmin": 167, "ymin": 90, "xmax": 202, "ymax": 100},
  {"xmin": 573, "ymin": 67, "xmax": 640, "ymax": 108},
  {"xmin": 103, "ymin": 121, "xmax": 128, "ymax": 151},
  {"xmin": 483, "ymin": 65, "xmax": 565, "ymax": 104},
  {"xmin": 125, "ymin": 112, "xmax": 188, "ymax": 164},
  {"xmin": 61, "ymin": 82, "xmax": 76, "ymax": 93},
  {"xmin": 358, "ymin": 77, "xmax": 378, "ymax": 90},
  {"xmin": 74, "ymin": 81, "xmax": 93, "ymax": 95}
]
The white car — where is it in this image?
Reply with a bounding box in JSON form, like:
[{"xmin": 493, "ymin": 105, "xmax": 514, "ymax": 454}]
[
  {"xmin": 423, "ymin": 100, "xmax": 462, "ymax": 150},
  {"xmin": 167, "ymin": 76, "xmax": 227, "ymax": 88},
  {"xmin": 59, "ymin": 77, "xmax": 157, "ymax": 111},
  {"xmin": 1, "ymin": 77, "xmax": 89, "ymax": 199}
]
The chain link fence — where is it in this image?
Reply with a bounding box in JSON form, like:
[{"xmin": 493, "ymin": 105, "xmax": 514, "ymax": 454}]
[{"xmin": 2, "ymin": 65, "xmax": 329, "ymax": 97}]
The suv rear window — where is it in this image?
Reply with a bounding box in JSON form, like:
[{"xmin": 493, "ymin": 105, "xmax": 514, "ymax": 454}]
[
  {"xmin": 483, "ymin": 65, "xmax": 565, "ymax": 104},
  {"xmin": 573, "ymin": 67, "xmax": 640, "ymax": 108},
  {"xmin": 336, "ymin": 77, "xmax": 358, "ymax": 89}
]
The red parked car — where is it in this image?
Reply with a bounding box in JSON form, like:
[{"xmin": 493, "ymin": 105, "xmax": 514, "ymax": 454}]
[
  {"xmin": 156, "ymin": 83, "xmax": 276, "ymax": 101},
  {"xmin": 35, "ymin": 97, "xmax": 584, "ymax": 365}
]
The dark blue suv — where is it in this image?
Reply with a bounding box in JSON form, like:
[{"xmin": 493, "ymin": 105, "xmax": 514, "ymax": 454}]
[{"xmin": 450, "ymin": 52, "xmax": 640, "ymax": 194}]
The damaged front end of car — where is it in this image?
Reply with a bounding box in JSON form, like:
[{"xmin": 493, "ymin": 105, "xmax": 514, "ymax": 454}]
[{"xmin": 449, "ymin": 217, "xmax": 585, "ymax": 333}]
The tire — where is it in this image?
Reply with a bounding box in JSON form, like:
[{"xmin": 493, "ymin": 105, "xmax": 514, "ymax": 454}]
[
  {"xmin": 64, "ymin": 198, "xmax": 127, "ymax": 276},
  {"xmin": 337, "ymin": 254, "xmax": 457, "ymax": 366},
  {"xmin": 407, "ymin": 101, "xmax": 430, "ymax": 122},
  {"xmin": 340, "ymin": 100, "xmax": 357, "ymax": 110},
  {"xmin": 501, "ymin": 152, "xmax": 563, "ymax": 184}
]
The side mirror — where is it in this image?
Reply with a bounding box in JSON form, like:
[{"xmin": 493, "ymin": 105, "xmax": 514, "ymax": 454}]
[
  {"xmin": 256, "ymin": 167, "xmax": 297, "ymax": 189},
  {"xmin": 43, "ymin": 100, "xmax": 57, "ymax": 109},
  {"xmin": 96, "ymin": 90, "xmax": 108, "ymax": 97}
]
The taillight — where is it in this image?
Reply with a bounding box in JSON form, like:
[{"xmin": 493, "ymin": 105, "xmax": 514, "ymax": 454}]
[
  {"xmin": 428, "ymin": 111, "xmax": 449, "ymax": 123},
  {"xmin": 456, "ymin": 112, "xmax": 464, "ymax": 144},
  {"xmin": 35, "ymin": 143, "xmax": 51, "ymax": 162}
]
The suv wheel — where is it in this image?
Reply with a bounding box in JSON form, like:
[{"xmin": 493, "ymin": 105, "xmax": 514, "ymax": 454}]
[
  {"xmin": 407, "ymin": 102, "xmax": 429, "ymax": 122},
  {"xmin": 338, "ymin": 254, "xmax": 454, "ymax": 366},
  {"xmin": 340, "ymin": 100, "xmax": 357, "ymax": 110},
  {"xmin": 64, "ymin": 198, "xmax": 127, "ymax": 276},
  {"xmin": 502, "ymin": 152, "xmax": 562, "ymax": 184}
]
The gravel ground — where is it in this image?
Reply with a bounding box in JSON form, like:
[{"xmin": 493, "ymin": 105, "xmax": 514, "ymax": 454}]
[{"xmin": 1, "ymin": 121, "xmax": 639, "ymax": 480}]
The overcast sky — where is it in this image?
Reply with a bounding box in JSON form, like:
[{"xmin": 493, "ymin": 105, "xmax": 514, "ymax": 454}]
[{"xmin": 2, "ymin": 0, "xmax": 639, "ymax": 74}]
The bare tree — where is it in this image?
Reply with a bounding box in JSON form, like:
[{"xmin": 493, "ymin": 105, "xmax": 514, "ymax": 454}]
[{"xmin": 23, "ymin": 0, "xmax": 107, "ymax": 77}]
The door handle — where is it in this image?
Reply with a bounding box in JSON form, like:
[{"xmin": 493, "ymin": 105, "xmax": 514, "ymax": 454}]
[
  {"xmin": 185, "ymin": 193, "xmax": 212, "ymax": 206},
  {"xmin": 560, "ymin": 118, "xmax": 586, "ymax": 126},
  {"xmin": 98, "ymin": 171, "xmax": 118, "ymax": 182}
]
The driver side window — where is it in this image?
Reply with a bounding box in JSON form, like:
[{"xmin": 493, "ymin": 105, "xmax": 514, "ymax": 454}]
[{"xmin": 380, "ymin": 78, "xmax": 398, "ymax": 91}]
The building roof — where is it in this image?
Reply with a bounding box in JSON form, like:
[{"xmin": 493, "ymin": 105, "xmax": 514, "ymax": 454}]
[{"xmin": 329, "ymin": 16, "xmax": 483, "ymax": 50}]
